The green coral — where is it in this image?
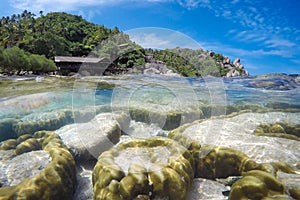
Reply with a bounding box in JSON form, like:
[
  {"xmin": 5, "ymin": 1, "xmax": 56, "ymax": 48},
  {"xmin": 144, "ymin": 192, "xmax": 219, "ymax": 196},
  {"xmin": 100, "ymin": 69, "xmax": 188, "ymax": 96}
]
[
  {"xmin": 195, "ymin": 146, "xmax": 262, "ymax": 179},
  {"xmin": 12, "ymin": 110, "xmax": 73, "ymax": 137},
  {"xmin": 93, "ymin": 137, "xmax": 194, "ymax": 200},
  {"xmin": 289, "ymin": 188, "xmax": 300, "ymax": 200},
  {"xmin": 128, "ymin": 107, "xmax": 201, "ymax": 130},
  {"xmin": 229, "ymin": 170, "xmax": 286, "ymax": 200},
  {"xmin": 170, "ymin": 131, "xmax": 262, "ymax": 180},
  {"xmin": 0, "ymin": 131, "xmax": 76, "ymax": 200},
  {"xmin": 0, "ymin": 139, "xmax": 17, "ymax": 150},
  {"xmin": 254, "ymin": 122, "xmax": 300, "ymax": 141},
  {"xmin": 14, "ymin": 137, "xmax": 41, "ymax": 155}
]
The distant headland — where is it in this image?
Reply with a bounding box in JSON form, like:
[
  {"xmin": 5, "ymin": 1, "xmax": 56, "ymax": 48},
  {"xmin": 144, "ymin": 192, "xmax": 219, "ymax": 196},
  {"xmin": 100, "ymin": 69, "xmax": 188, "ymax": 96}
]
[{"xmin": 0, "ymin": 11, "xmax": 248, "ymax": 77}]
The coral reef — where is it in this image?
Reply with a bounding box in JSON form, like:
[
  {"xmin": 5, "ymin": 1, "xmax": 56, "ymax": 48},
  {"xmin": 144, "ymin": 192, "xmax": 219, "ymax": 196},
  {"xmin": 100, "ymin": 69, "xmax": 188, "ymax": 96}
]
[
  {"xmin": 254, "ymin": 122, "xmax": 300, "ymax": 141},
  {"xmin": 127, "ymin": 107, "xmax": 202, "ymax": 130},
  {"xmin": 229, "ymin": 170, "xmax": 286, "ymax": 200},
  {"xmin": 167, "ymin": 112, "xmax": 300, "ymax": 199},
  {"xmin": 195, "ymin": 146, "xmax": 262, "ymax": 179},
  {"xmin": 13, "ymin": 110, "xmax": 73, "ymax": 136},
  {"xmin": 92, "ymin": 137, "xmax": 194, "ymax": 200},
  {"xmin": 0, "ymin": 131, "xmax": 76, "ymax": 199}
]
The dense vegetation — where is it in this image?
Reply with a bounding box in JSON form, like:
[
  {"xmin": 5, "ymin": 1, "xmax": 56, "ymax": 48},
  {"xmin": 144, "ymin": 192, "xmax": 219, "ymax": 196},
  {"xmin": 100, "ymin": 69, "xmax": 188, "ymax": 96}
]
[
  {"xmin": 145, "ymin": 48, "xmax": 227, "ymax": 76},
  {"xmin": 0, "ymin": 11, "xmax": 147, "ymax": 75},
  {"xmin": 0, "ymin": 46, "xmax": 56, "ymax": 74},
  {"xmin": 0, "ymin": 10, "xmax": 119, "ymax": 58},
  {"xmin": 0, "ymin": 10, "xmax": 244, "ymax": 77}
]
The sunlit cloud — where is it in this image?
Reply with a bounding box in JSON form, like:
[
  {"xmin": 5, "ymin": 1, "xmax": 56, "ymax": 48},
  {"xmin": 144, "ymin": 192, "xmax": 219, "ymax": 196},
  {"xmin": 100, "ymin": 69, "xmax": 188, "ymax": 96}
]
[
  {"xmin": 126, "ymin": 27, "xmax": 201, "ymax": 49},
  {"xmin": 129, "ymin": 33, "xmax": 171, "ymax": 49},
  {"xmin": 10, "ymin": 0, "xmax": 174, "ymax": 13}
]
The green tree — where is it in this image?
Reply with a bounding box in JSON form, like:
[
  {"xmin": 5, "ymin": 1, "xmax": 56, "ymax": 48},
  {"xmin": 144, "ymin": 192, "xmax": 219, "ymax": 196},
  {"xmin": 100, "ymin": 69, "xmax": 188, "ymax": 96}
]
[{"xmin": 0, "ymin": 47, "xmax": 56, "ymax": 74}]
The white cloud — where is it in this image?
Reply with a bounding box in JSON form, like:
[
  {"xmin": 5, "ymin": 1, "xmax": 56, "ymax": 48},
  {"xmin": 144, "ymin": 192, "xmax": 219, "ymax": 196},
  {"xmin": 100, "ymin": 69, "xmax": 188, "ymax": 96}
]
[
  {"xmin": 10, "ymin": 0, "xmax": 174, "ymax": 13},
  {"xmin": 11, "ymin": 0, "xmax": 123, "ymax": 13},
  {"xmin": 264, "ymin": 38, "xmax": 296, "ymax": 48},
  {"xmin": 10, "ymin": 0, "xmax": 210, "ymax": 13},
  {"xmin": 177, "ymin": 0, "xmax": 209, "ymax": 9},
  {"xmin": 126, "ymin": 27, "xmax": 202, "ymax": 49},
  {"xmin": 200, "ymin": 40, "xmax": 296, "ymax": 60},
  {"xmin": 129, "ymin": 33, "xmax": 171, "ymax": 49}
]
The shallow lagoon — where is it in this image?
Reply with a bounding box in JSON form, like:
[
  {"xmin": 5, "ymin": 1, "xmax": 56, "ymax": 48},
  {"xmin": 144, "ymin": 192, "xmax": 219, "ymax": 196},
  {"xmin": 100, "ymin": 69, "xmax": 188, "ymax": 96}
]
[
  {"xmin": 0, "ymin": 74, "xmax": 300, "ymax": 199},
  {"xmin": 1, "ymin": 74, "xmax": 300, "ymax": 122}
]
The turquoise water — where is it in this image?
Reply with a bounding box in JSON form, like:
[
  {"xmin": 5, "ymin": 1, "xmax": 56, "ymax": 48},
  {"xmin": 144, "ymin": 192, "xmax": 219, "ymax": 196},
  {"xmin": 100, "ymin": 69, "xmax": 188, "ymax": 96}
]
[{"xmin": 1, "ymin": 74, "xmax": 300, "ymax": 121}]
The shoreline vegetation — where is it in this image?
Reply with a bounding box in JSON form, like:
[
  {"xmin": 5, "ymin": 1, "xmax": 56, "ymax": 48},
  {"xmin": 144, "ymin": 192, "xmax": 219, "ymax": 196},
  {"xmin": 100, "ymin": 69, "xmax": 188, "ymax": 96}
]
[{"xmin": 1, "ymin": 11, "xmax": 249, "ymax": 78}]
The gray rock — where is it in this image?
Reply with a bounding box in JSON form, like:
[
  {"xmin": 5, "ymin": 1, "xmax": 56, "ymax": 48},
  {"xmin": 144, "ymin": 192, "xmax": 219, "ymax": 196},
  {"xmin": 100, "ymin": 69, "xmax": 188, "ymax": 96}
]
[
  {"xmin": 226, "ymin": 69, "xmax": 234, "ymax": 77},
  {"xmin": 145, "ymin": 55, "xmax": 156, "ymax": 63},
  {"xmin": 55, "ymin": 112, "xmax": 130, "ymax": 161},
  {"xmin": 178, "ymin": 112, "xmax": 300, "ymax": 163},
  {"xmin": 223, "ymin": 57, "xmax": 230, "ymax": 64},
  {"xmin": 223, "ymin": 64, "xmax": 232, "ymax": 69},
  {"xmin": 165, "ymin": 70, "xmax": 180, "ymax": 77},
  {"xmin": 143, "ymin": 67, "xmax": 161, "ymax": 75},
  {"xmin": 186, "ymin": 178, "xmax": 227, "ymax": 200},
  {"xmin": 74, "ymin": 162, "xmax": 95, "ymax": 200},
  {"xmin": 277, "ymin": 170, "xmax": 300, "ymax": 192},
  {"xmin": 233, "ymin": 69, "xmax": 240, "ymax": 77},
  {"xmin": 0, "ymin": 150, "xmax": 51, "ymax": 187},
  {"xmin": 243, "ymin": 70, "xmax": 249, "ymax": 76},
  {"xmin": 158, "ymin": 64, "xmax": 169, "ymax": 74},
  {"xmin": 233, "ymin": 58, "xmax": 240, "ymax": 65},
  {"xmin": 198, "ymin": 53, "xmax": 208, "ymax": 60},
  {"xmin": 226, "ymin": 69, "xmax": 240, "ymax": 77},
  {"xmin": 208, "ymin": 51, "xmax": 215, "ymax": 57},
  {"xmin": 145, "ymin": 63, "xmax": 153, "ymax": 69}
]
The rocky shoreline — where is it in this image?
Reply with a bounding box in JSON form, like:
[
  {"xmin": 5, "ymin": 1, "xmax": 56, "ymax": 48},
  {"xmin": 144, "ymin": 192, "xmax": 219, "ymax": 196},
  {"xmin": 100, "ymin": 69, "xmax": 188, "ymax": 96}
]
[
  {"xmin": 105, "ymin": 50, "xmax": 249, "ymax": 77},
  {"xmin": 1, "ymin": 49, "xmax": 249, "ymax": 78}
]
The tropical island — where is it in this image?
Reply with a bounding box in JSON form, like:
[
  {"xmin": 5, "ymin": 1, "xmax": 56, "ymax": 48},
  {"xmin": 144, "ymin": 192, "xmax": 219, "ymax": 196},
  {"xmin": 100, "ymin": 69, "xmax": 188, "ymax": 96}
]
[
  {"xmin": 0, "ymin": 11, "xmax": 248, "ymax": 77},
  {"xmin": 0, "ymin": 10, "xmax": 299, "ymax": 200}
]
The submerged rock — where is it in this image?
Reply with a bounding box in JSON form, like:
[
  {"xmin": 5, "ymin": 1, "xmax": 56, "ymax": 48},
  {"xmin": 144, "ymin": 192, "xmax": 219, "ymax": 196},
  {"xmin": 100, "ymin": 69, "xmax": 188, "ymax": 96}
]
[
  {"xmin": 75, "ymin": 160, "xmax": 96, "ymax": 200},
  {"xmin": 0, "ymin": 92, "xmax": 57, "ymax": 111},
  {"xmin": 13, "ymin": 109, "xmax": 74, "ymax": 136},
  {"xmin": 0, "ymin": 118, "xmax": 18, "ymax": 141},
  {"xmin": 171, "ymin": 112, "xmax": 300, "ymax": 164},
  {"xmin": 0, "ymin": 150, "xmax": 50, "ymax": 187},
  {"xmin": 186, "ymin": 178, "xmax": 227, "ymax": 200},
  {"xmin": 55, "ymin": 112, "xmax": 130, "ymax": 161},
  {"xmin": 168, "ymin": 111, "xmax": 300, "ymax": 199},
  {"xmin": 277, "ymin": 171, "xmax": 300, "ymax": 199}
]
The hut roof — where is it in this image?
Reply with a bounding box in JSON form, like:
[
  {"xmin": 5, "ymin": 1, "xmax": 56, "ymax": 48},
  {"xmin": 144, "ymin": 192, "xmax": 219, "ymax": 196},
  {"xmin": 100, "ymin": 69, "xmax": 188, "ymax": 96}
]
[{"xmin": 54, "ymin": 56, "xmax": 109, "ymax": 63}]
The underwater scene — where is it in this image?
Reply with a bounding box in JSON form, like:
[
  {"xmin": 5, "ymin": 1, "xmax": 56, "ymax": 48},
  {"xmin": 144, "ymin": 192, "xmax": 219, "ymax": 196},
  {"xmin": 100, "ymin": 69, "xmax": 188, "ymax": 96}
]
[{"xmin": 0, "ymin": 74, "xmax": 300, "ymax": 200}]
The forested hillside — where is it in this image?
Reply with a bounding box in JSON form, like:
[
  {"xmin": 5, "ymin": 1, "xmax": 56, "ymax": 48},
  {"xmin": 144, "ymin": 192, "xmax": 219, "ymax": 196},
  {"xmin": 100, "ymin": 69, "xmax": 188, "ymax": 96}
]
[
  {"xmin": 0, "ymin": 10, "xmax": 119, "ymax": 58},
  {"xmin": 0, "ymin": 11, "xmax": 248, "ymax": 77}
]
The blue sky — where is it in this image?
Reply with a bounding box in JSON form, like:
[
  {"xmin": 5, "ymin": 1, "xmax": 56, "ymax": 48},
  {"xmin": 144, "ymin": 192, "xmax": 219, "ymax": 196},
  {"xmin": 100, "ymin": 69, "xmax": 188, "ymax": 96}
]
[{"xmin": 1, "ymin": 0, "xmax": 299, "ymax": 75}]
